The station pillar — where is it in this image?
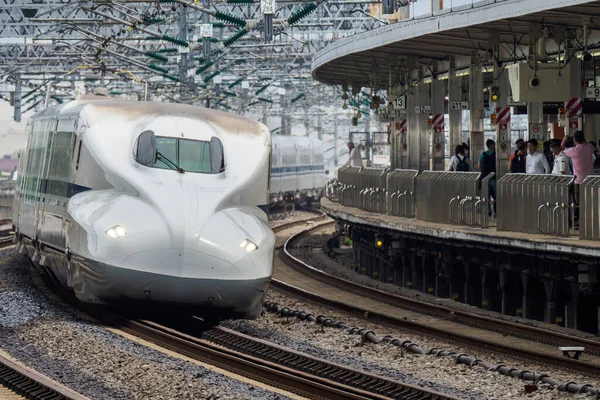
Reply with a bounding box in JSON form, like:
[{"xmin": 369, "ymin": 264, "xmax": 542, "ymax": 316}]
[
  {"xmin": 406, "ymin": 82, "xmax": 418, "ymax": 170},
  {"xmin": 527, "ymin": 102, "xmax": 543, "ymax": 142},
  {"xmin": 416, "ymin": 81, "xmax": 431, "ymax": 171},
  {"xmin": 430, "ymin": 77, "xmax": 445, "ymax": 171},
  {"xmin": 448, "ymin": 61, "xmax": 463, "ymax": 158},
  {"xmin": 494, "ymin": 72, "xmax": 511, "ymax": 178},
  {"xmin": 468, "ymin": 57, "xmax": 485, "ymax": 165}
]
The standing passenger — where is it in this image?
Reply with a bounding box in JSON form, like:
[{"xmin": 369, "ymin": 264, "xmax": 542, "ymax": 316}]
[
  {"xmin": 345, "ymin": 142, "xmax": 363, "ymax": 168},
  {"xmin": 508, "ymin": 139, "xmax": 527, "ymax": 173},
  {"xmin": 550, "ymin": 140, "xmax": 569, "ymax": 175},
  {"xmin": 525, "ymin": 139, "xmax": 550, "ymax": 174},
  {"xmin": 562, "ymin": 130, "xmax": 594, "ymax": 221},
  {"xmin": 478, "ymin": 139, "xmax": 496, "ymax": 215},
  {"xmin": 449, "ymin": 145, "xmax": 470, "ymax": 172}
]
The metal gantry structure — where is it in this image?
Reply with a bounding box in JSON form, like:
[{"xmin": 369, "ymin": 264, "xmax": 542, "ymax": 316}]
[{"xmin": 0, "ymin": 0, "xmax": 386, "ymax": 135}]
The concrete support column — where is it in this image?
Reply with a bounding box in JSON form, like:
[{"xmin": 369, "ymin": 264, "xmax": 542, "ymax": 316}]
[
  {"xmin": 431, "ymin": 78, "xmax": 446, "ymax": 170},
  {"xmin": 543, "ymin": 279, "xmax": 556, "ymax": 324},
  {"xmin": 481, "ymin": 266, "xmax": 491, "ymax": 310},
  {"xmin": 521, "ymin": 272, "xmax": 531, "ymax": 319},
  {"xmin": 495, "ymin": 72, "xmax": 511, "ymax": 178},
  {"xmin": 527, "ymin": 102, "xmax": 544, "ymax": 142},
  {"xmin": 565, "ymin": 281, "xmax": 579, "ymax": 330},
  {"xmin": 416, "ymin": 82, "xmax": 431, "ymax": 171},
  {"xmin": 448, "ymin": 64, "xmax": 463, "ymax": 158},
  {"xmin": 469, "ymin": 59, "xmax": 485, "ymax": 164},
  {"xmin": 407, "ymin": 84, "xmax": 419, "ymax": 170},
  {"xmin": 463, "ymin": 261, "xmax": 471, "ymax": 305}
]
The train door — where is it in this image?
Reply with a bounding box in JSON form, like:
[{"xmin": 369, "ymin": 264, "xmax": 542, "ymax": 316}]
[{"xmin": 39, "ymin": 117, "xmax": 77, "ymax": 250}]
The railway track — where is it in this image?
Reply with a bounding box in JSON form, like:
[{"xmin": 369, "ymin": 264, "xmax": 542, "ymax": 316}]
[
  {"xmin": 274, "ymin": 217, "xmax": 600, "ymax": 377},
  {"xmin": 0, "ymin": 352, "xmax": 89, "ymax": 400}
]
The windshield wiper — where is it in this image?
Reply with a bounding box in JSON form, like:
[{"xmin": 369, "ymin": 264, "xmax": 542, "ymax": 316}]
[{"xmin": 156, "ymin": 151, "xmax": 185, "ymax": 174}]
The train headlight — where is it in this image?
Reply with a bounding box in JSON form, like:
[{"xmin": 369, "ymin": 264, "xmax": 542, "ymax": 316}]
[
  {"xmin": 240, "ymin": 239, "xmax": 258, "ymax": 252},
  {"xmin": 106, "ymin": 225, "xmax": 127, "ymax": 238}
]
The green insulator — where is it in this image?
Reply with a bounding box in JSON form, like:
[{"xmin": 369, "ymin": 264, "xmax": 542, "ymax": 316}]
[
  {"xmin": 145, "ymin": 51, "xmax": 169, "ymax": 62},
  {"xmin": 193, "ymin": 57, "xmax": 205, "ymax": 63},
  {"xmin": 203, "ymin": 70, "xmax": 220, "ymax": 83},
  {"xmin": 211, "ymin": 22, "xmax": 225, "ymax": 28},
  {"xmin": 223, "ymin": 90, "xmax": 237, "ymax": 97},
  {"xmin": 161, "ymin": 34, "xmax": 188, "ymax": 47},
  {"xmin": 214, "ymin": 11, "xmax": 246, "ymax": 27},
  {"xmin": 222, "ymin": 28, "xmax": 248, "ymax": 48},
  {"xmin": 210, "ymin": 37, "xmax": 220, "ymax": 43},
  {"xmin": 228, "ymin": 77, "xmax": 244, "ymax": 88},
  {"xmin": 51, "ymin": 95, "xmax": 64, "ymax": 104},
  {"xmin": 163, "ymin": 74, "xmax": 181, "ymax": 82},
  {"xmin": 149, "ymin": 64, "xmax": 170, "ymax": 74},
  {"xmin": 287, "ymin": 2, "xmax": 317, "ymax": 25},
  {"xmin": 257, "ymin": 97, "xmax": 273, "ymax": 103},
  {"xmin": 255, "ymin": 85, "xmax": 268, "ymax": 95},
  {"xmin": 157, "ymin": 48, "xmax": 178, "ymax": 53},
  {"xmin": 144, "ymin": 17, "xmax": 166, "ymax": 24},
  {"xmin": 195, "ymin": 61, "xmax": 214, "ymax": 75},
  {"xmin": 145, "ymin": 36, "xmax": 163, "ymax": 41},
  {"xmin": 290, "ymin": 93, "xmax": 304, "ymax": 103}
]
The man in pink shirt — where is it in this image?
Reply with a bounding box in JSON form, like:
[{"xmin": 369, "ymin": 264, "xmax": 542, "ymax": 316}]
[{"xmin": 562, "ymin": 130, "xmax": 594, "ymax": 223}]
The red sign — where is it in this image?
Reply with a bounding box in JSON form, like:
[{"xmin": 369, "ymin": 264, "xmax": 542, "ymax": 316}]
[
  {"xmin": 495, "ymin": 107, "xmax": 511, "ymax": 123},
  {"xmin": 569, "ymin": 118, "xmax": 580, "ymax": 129}
]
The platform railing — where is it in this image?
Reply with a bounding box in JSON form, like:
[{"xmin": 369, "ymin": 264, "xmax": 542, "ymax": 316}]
[
  {"xmin": 336, "ymin": 166, "xmax": 361, "ymax": 207},
  {"xmin": 497, "ymin": 174, "xmax": 573, "ymax": 236},
  {"xmin": 579, "ymin": 175, "xmax": 600, "ymax": 240},
  {"xmin": 386, "ymin": 169, "xmax": 418, "ymax": 218},
  {"xmin": 416, "ymin": 171, "xmax": 481, "ymax": 225},
  {"xmin": 357, "ymin": 168, "xmax": 389, "ymax": 213}
]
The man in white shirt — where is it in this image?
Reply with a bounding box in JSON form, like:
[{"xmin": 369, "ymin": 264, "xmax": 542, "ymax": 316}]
[
  {"xmin": 525, "ymin": 139, "xmax": 550, "ymax": 174},
  {"xmin": 550, "ymin": 140, "xmax": 569, "ymax": 175},
  {"xmin": 345, "ymin": 142, "xmax": 363, "ymax": 168}
]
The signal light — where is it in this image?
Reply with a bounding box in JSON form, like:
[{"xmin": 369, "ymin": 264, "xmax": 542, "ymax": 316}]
[
  {"xmin": 490, "ymin": 85, "xmax": 500, "ymax": 102},
  {"xmin": 375, "ymin": 234, "xmax": 384, "ymax": 248}
]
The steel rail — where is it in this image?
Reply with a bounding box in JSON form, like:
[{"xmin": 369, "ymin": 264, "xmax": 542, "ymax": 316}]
[{"xmin": 277, "ymin": 220, "xmax": 600, "ymax": 377}]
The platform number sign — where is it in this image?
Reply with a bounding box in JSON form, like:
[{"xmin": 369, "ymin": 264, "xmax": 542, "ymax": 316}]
[
  {"xmin": 392, "ymin": 96, "xmax": 406, "ymax": 110},
  {"xmin": 585, "ymin": 87, "xmax": 600, "ymax": 99},
  {"xmin": 414, "ymin": 105, "xmax": 431, "ymax": 114},
  {"xmin": 261, "ymin": 0, "xmax": 275, "ymax": 14},
  {"xmin": 450, "ymin": 101, "xmax": 469, "ymax": 111}
]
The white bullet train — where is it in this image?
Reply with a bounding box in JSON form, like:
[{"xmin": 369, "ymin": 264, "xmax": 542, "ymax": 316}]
[
  {"xmin": 12, "ymin": 99, "xmax": 275, "ymax": 320},
  {"xmin": 270, "ymin": 135, "xmax": 326, "ymax": 208}
]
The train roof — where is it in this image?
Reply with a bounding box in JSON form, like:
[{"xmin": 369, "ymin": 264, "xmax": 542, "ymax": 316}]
[{"xmin": 30, "ymin": 99, "xmax": 268, "ymax": 137}]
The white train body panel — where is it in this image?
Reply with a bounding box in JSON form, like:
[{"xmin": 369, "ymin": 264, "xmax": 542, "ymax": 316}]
[
  {"xmin": 13, "ymin": 100, "xmax": 274, "ymax": 319},
  {"xmin": 270, "ymin": 135, "xmax": 326, "ymax": 206}
]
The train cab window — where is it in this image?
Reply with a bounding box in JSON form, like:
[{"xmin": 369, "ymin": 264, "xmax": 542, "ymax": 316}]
[{"xmin": 149, "ymin": 136, "xmax": 225, "ymax": 174}]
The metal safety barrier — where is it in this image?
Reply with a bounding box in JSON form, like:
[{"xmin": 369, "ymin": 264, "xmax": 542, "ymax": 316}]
[
  {"xmin": 336, "ymin": 166, "xmax": 361, "ymax": 207},
  {"xmin": 416, "ymin": 171, "xmax": 482, "ymax": 225},
  {"xmin": 357, "ymin": 168, "xmax": 389, "ymax": 213},
  {"xmin": 579, "ymin": 175, "xmax": 600, "ymax": 240},
  {"xmin": 386, "ymin": 169, "xmax": 418, "ymax": 218},
  {"xmin": 497, "ymin": 174, "xmax": 573, "ymax": 236}
]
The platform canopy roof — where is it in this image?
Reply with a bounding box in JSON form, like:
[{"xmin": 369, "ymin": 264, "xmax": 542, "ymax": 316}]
[{"xmin": 312, "ymin": 0, "xmax": 600, "ymax": 87}]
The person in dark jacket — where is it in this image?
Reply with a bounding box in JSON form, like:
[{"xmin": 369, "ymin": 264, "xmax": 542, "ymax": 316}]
[
  {"xmin": 478, "ymin": 139, "xmax": 496, "ymax": 215},
  {"xmin": 508, "ymin": 139, "xmax": 526, "ymax": 173}
]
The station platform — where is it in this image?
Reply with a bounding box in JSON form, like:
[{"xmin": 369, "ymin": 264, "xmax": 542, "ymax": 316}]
[{"xmin": 321, "ymin": 198, "xmax": 600, "ymax": 259}]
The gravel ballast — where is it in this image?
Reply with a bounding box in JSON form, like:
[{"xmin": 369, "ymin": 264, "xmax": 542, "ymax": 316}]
[
  {"xmin": 0, "ymin": 249, "xmax": 288, "ymax": 400},
  {"xmin": 223, "ymin": 288, "xmax": 600, "ymax": 400}
]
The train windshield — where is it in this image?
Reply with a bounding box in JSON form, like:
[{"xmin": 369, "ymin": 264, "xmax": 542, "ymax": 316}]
[{"xmin": 152, "ymin": 137, "xmax": 225, "ymax": 174}]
